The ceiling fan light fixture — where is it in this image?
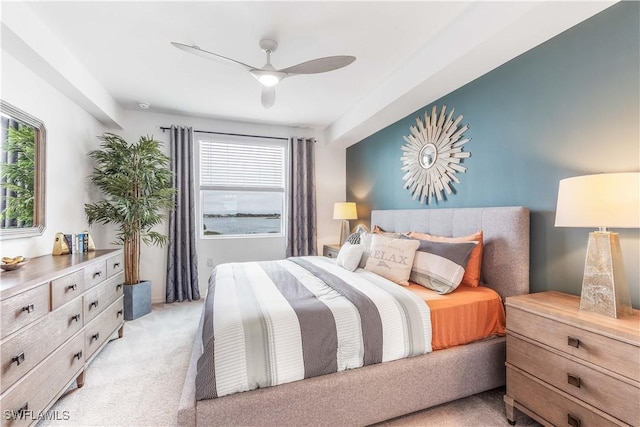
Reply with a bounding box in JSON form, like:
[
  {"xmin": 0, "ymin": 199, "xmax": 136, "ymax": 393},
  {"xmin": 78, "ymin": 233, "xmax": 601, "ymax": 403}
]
[{"xmin": 250, "ymin": 69, "xmax": 285, "ymax": 87}]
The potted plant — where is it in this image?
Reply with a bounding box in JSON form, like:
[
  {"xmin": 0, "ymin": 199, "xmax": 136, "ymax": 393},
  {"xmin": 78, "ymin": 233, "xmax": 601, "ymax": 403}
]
[{"xmin": 85, "ymin": 133, "xmax": 175, "ymax": 320}]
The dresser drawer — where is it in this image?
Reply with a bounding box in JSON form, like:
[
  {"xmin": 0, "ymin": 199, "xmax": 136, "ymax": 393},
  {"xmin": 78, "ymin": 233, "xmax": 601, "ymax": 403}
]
[
  {"xmin": 507, "ymin": 306, "xmax": 639, "ymax": 382},
  {"xmin": 1, "ymin": 298, "xmax": 83, "ymax": 394},
  {"xmin": 84, "ymin": 296, "xmax": 124, "ymax": 360},
  {"xmin": 0, "ymin": 333, "xmax": 84, "ymax": 427},
  {"xmin": 506, "ymin": 366, "xmax": 624, "ymax": 427},
  {"xmin": 507, "ymin": 334, "xmax": 639, "ymax": 425},
  {"xmin": 50, "ymin": 270, "xmax": 85, "ymax": 310},
  {"xmin": 106, "ymin": 253, "xmax": 124, "ymax": 278},
  {"xmin": 0, "ymin": 285, "xmax": 49, "ymax": 340},
  {"xmin": 84, "ymin": 260, "xmax": 107, "ymax": 289},
  {"xmin": 83, "ymin": 273, "xmax": 124, "ymax": 324}
]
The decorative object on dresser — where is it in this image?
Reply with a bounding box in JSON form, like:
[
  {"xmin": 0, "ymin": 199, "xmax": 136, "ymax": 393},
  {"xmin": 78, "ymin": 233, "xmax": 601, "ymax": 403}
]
[
  {"xmin": 84, "ymin": 133, "xmax": 176, "ymax": 320},
  {"xmin": 400, "ymin": 105, "xmax": 471, "ymax": 204},
  {"xmin": 333, "ymin": 202, "xmax": 357, "ymax": 244},
  {"xmin": 504, "ymin": 291, "xmax": 640, "ymax": 427},
  {"xmin": 0, "ymin": 249, "xmax": 125, "ymax": 426},
  {"xmin": 322, "ymin": 244, "xmax": 341, "ymax": 259},
  {"xmin": 555, "ymin": 172, "xmax": 639, "ymax": 318}
]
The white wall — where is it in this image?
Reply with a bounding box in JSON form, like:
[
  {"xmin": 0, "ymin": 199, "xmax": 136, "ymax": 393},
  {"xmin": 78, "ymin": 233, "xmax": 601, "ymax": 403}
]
[
  {"xmin": 1, "ymin": 51, "xmax": 108, "ymax": 257},
  {"xmin": 2, "ymin": 44, "xmax": 346, "ymax": 303},
  {"xmin": 110, "ymin": 110, "xmax": 346, "ymax": 302}
]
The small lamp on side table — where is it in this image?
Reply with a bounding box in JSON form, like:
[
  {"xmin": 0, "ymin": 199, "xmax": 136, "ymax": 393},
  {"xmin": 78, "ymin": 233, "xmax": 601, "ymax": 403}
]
[
  {"xmin": 555, "ymin": 172, "xmax": 639, "ymax": 318},
  {"xmin": 333, "ymin": 202, "xmax": 357, "ymax": 245}
]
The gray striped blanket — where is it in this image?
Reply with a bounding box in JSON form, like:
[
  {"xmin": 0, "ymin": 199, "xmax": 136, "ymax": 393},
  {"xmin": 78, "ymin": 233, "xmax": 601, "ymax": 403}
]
[{"xmin": 195, "ymin": 256, "xmax": 432, "ymax": 400}]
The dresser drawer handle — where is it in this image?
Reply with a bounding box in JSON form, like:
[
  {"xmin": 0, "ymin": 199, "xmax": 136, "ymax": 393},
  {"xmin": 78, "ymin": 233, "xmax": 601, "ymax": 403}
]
[
  {"xmin": 11, "ymin": 352, "xmax": 25, "ymax": 366},
  {"xmin": 113, "ymin": 262, "xmax": 121, "ymax": 269},
  {"xmin": 567, "ymin": 337, "xmax": 580, "ymax": 348},
  {"xmin": 67, "ymin": 283, "xmax": 78, "ymax": 291},
  {"xmin": 90, "ymin": 332, "xmax": 100, "ymax": 342},
  {"xmin": 116, "ymin": 284, "xmax": 123, "ymax": 291},
  {"xmin": 89, "ymin": 300, "xmax": 99, "ymax": 309},
  {"xmin": 71, "ymin": 313, "xmax": 81, "ymax": 323},
  {"xmin": 22, "ymin": 304, "xmax": 35, "ymax": 313},
  {"xmin": 73, "ymin": 350, "xmax": 83, "ymax": 361},
  {"xmin": 93, "ymin": 271, "xmax": 102, "ymax": 279},
  {"xmin": 117, "ymin": 309, "xmax": 124, "ymax": 318},
  {"xmin": 567, "ymin": 413, "xmax": 581, "ymax": 427},
  {"xmin": 567, "ymin": 374, "xmax": 581, "ymax": 388}
]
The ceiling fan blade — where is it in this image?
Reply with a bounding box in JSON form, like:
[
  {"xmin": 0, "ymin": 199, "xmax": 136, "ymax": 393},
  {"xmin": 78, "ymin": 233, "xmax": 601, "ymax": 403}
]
[
  {"xmin": 261, "ymin": 87, "xmax": 276, "ymax": 109},
  {"xmin": 171, "ymin": 42, "xmax": 255, "ymax": 71},
  {"xmin": 279, "ymin": 56, "xmax": 356, "ymax": 75}
]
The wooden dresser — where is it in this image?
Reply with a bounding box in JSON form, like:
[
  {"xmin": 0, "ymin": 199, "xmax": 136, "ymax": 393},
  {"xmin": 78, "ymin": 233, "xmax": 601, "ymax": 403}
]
[
  {"xmin": 504, "ymin": 291, "xmax": 639, "ymax": 427},
  {"xmin": 0, "ymin": 249, "xmax": 125, "ymax": 426}
]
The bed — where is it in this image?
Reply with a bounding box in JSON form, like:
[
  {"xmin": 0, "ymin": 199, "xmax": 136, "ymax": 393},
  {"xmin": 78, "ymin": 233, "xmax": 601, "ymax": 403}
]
[{"xmin": 178, "ymin": 206, "xmax": 530, "ymax": 426}]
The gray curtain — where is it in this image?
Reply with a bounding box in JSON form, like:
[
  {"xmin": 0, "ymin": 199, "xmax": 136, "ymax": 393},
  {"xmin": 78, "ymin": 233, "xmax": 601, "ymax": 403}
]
[
  {"xmin": 286, "ymin": 136, "xmax": 317, "ymax": 257},
  {"xmin": 166, "ymin": 126, "xmax": 200, "ymax": 302}
]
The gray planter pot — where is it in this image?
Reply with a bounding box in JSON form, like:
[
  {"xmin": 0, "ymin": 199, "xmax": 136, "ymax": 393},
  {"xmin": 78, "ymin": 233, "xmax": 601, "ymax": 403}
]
[{"xmin": 123, "ymin": 280, "xmax": 152, "ymax": 321}]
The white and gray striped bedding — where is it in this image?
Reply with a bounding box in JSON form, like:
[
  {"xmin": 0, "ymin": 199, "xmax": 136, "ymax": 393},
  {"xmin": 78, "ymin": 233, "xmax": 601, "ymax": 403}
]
[{"xmin": 195, "ymin": 256, "xmax": 432, "ymax": 400}]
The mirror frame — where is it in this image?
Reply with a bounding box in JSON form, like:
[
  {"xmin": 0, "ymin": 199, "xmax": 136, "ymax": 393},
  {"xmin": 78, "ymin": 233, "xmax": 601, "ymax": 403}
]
[{"xmin": 0, "ymin": 100, "xmax": 46, "ymax": 239}]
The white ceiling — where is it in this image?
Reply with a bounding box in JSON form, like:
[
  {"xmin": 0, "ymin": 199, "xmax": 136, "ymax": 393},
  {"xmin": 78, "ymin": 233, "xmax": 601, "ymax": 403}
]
[{"xmin": 3, "ymin": 1, "xmax": 615, "ymax": 147}]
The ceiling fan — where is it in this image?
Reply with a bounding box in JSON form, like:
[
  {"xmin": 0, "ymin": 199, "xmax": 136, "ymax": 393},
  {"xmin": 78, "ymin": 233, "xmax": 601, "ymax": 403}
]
[{"xmin": 171, "ymin": 39, "xmax": 356, "ymax": 108}]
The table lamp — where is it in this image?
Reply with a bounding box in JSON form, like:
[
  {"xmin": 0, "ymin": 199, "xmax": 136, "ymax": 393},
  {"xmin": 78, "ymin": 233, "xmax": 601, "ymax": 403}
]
[
  {"xmin": 555, "ymin": 172, "xmax": 639, "ymax": 318},
  {"xmin": 333, "ymin": 202, "xmax": 357, "ymax": 245}
]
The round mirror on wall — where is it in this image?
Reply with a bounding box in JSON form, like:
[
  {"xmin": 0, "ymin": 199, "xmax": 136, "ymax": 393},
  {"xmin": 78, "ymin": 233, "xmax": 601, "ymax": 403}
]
[{"xmin": 400, "ymin": 105, "xmax": 471, "ymax": 204}]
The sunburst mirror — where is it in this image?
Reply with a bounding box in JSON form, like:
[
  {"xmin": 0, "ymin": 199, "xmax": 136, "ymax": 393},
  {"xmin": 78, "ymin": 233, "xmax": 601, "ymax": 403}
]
[{"xmin": 400, "ymin": 105, "xmax": 471, "ymax": 204}]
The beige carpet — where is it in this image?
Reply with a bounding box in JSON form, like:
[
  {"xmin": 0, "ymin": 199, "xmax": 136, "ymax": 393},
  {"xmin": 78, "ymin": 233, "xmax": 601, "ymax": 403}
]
[{"xmin": 41, "ymin": 301, "xmax": 540, "ymax": 427}]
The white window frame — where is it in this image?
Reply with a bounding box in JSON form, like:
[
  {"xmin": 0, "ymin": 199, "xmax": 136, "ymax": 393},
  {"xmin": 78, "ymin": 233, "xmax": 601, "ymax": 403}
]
[{"xmin": 195, "ymin": 132, "xmax": 288, "ymax": 239}]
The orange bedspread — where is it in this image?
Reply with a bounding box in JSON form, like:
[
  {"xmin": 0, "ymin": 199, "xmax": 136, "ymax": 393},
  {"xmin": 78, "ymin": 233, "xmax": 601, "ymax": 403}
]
[{"xmin": 405, "ymin": 284, "xmax": 506, "ymax": 350}]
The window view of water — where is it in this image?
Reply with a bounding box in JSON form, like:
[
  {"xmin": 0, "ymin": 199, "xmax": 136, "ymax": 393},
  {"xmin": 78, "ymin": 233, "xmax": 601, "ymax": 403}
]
[{"xmin": 203, "ymin": 216, "xmax": 281, "ymax": 236}]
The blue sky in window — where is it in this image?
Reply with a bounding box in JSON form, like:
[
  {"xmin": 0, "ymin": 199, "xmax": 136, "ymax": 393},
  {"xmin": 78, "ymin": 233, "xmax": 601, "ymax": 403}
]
[{"xmin": 202, "ymin": 191, "xmax": 282, "ymax": 215}]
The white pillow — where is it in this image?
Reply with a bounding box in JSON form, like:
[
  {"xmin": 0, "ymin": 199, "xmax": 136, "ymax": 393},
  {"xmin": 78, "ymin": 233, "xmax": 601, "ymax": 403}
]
[
  {"xmin": 364, "ymin": 235, "xmax": 420, "ymax": 285},
  {"xmin": 358, "ymin": 232, "xmax": 374, "ymax": 268},
  {"xmin": 336, "ymin": 243, "xmax": 364, "ymax": 272}
]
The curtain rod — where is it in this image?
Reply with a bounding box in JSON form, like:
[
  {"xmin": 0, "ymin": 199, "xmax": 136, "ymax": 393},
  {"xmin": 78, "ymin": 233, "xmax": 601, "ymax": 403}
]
[{"xmin": 159, "ymin": 126, "xmax": 288, "ymax": 141}]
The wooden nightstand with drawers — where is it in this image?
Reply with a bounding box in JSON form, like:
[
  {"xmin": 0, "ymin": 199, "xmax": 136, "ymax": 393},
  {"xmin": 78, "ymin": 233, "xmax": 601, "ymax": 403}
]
[
  {"xmin": 504, "ymin": 291, "xmax": 639, "ymax": 427},
  {"xmin": 322, "ymin": 244, "xmax": 341, "ymax": 259}
]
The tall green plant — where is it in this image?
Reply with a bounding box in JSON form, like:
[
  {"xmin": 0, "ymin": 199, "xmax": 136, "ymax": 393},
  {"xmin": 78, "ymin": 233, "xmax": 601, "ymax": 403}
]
[
  {"xmin": 85, "ymin": 133, "xmax": 175, "ymax": 285},
  {"xmin": 0, "ymin": 125, "xmax": 35, "ymax": 226}
]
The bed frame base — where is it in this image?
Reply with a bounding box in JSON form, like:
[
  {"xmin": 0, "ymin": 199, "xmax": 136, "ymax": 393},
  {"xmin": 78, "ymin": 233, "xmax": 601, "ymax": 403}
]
[{"xmin": 179, "ymin": 332, "xmax": 506, "ymax": 426}]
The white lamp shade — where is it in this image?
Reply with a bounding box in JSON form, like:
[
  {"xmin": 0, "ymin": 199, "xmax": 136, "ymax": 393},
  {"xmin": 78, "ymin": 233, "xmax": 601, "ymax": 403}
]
[
  {"xmin": 555, "ymin": 172, "xmax": 640, "ymax": 228},
  {"xmin": 333, "ymin": 202, "xmax": 357, "ymax": 220}
]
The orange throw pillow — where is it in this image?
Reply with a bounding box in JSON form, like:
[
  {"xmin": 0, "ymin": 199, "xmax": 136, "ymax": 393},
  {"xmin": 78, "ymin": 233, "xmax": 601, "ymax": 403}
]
[{"xmin": 407, "ymin": 230, "xmax": 483, "ymax": 287}]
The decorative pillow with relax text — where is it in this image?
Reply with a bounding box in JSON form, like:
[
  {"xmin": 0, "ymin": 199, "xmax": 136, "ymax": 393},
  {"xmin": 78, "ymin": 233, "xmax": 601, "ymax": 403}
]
[
  {"xmin": 364, "ymin": 234, "xmax": 420, "ymax": 285},
  {"xmin": 407, "ymin": 231, "xmax": 484, "ymax": 287},
  {"xmin": 336, "ymin": 242, "xmax": 365, "ymax": 272},
  {"xmin": 409, "ymin": 239, "xmax": 477, "ymax": 294}
]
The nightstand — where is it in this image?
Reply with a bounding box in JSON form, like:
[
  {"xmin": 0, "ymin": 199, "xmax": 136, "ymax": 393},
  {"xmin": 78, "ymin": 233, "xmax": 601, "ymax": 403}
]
[
  {"xmin": 322, "ymin": 244, "xmax": 341, "ymax": 259},
  {"xmin": 504, "ymin": 291, "xmax": 639, "ymax": 427}
]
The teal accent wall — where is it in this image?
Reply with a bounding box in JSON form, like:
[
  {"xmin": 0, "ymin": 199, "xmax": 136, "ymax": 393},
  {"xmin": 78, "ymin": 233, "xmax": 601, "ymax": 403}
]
[{"xmin": 346, "ymin": 2, "xmax": 640, "ymax": 307}]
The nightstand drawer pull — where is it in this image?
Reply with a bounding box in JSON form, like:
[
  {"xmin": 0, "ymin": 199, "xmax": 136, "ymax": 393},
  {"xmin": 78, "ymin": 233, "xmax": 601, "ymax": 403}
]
[
  {"xmin": 67, "ymin": 283, "xmax": 78, "ymax": 291},
  {"xmin": 89, "ymin": 300, "xmax": 99, "ymax": 309},
  {"xmin": 22, "ymin": 304, "xmax": 35, "ymax": 313},
  {"xmin": 567, "ymin": 373, "xmax": 581, "ymax": 388},
  {"xmin": 113, "ymin": 262, "xmax": 121, "ymax": 268},
  {"xmin": 11, "ymin": 352, "xmax": 25, "ymax": 366},
  {"xmin": 117, "ymin": 309, "xmax": 123, "ymax": 318},
  {"xmin": 567, "ymin": 336, "xmax": 580, "ymax": 348},
  {"xmin": 73, "ymin": 350, "xmax": 83, "ymax": 361},
  {"xmin": 90, "ymin": 332, "xmax": 100, "ymax": 342},
  {"xmin": 567, "ymin": 413, "xmax": 581, "ymax": 427},
  {"xmin": 71, "ymin": 313, "xmax": 81, "ymax": 323},
  {"xmin": 93, "ymin": 271, "xmax": 102, "ymax": 278},
  {"xmin": 116, "ymin": 284, "xmax": 123, "ymax": 291}
]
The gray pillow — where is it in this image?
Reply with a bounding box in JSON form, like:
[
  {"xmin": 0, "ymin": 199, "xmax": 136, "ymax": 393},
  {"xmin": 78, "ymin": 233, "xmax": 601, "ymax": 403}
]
[{"xmin": 410, "ymin": 239, "xmax": 477, "ymax": 294}]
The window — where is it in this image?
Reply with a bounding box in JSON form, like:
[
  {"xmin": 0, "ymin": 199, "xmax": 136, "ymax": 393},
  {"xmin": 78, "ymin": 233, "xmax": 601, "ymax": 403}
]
[{"xmin": 197, "ymin": 133, "xmax": 287, "ymax": 238}]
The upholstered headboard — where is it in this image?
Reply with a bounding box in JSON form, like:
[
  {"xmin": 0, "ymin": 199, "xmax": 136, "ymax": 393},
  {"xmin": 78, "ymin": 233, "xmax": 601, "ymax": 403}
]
[{"xmin": 370, "ymin": 206, "xmax": 530, "ymax": 300}]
